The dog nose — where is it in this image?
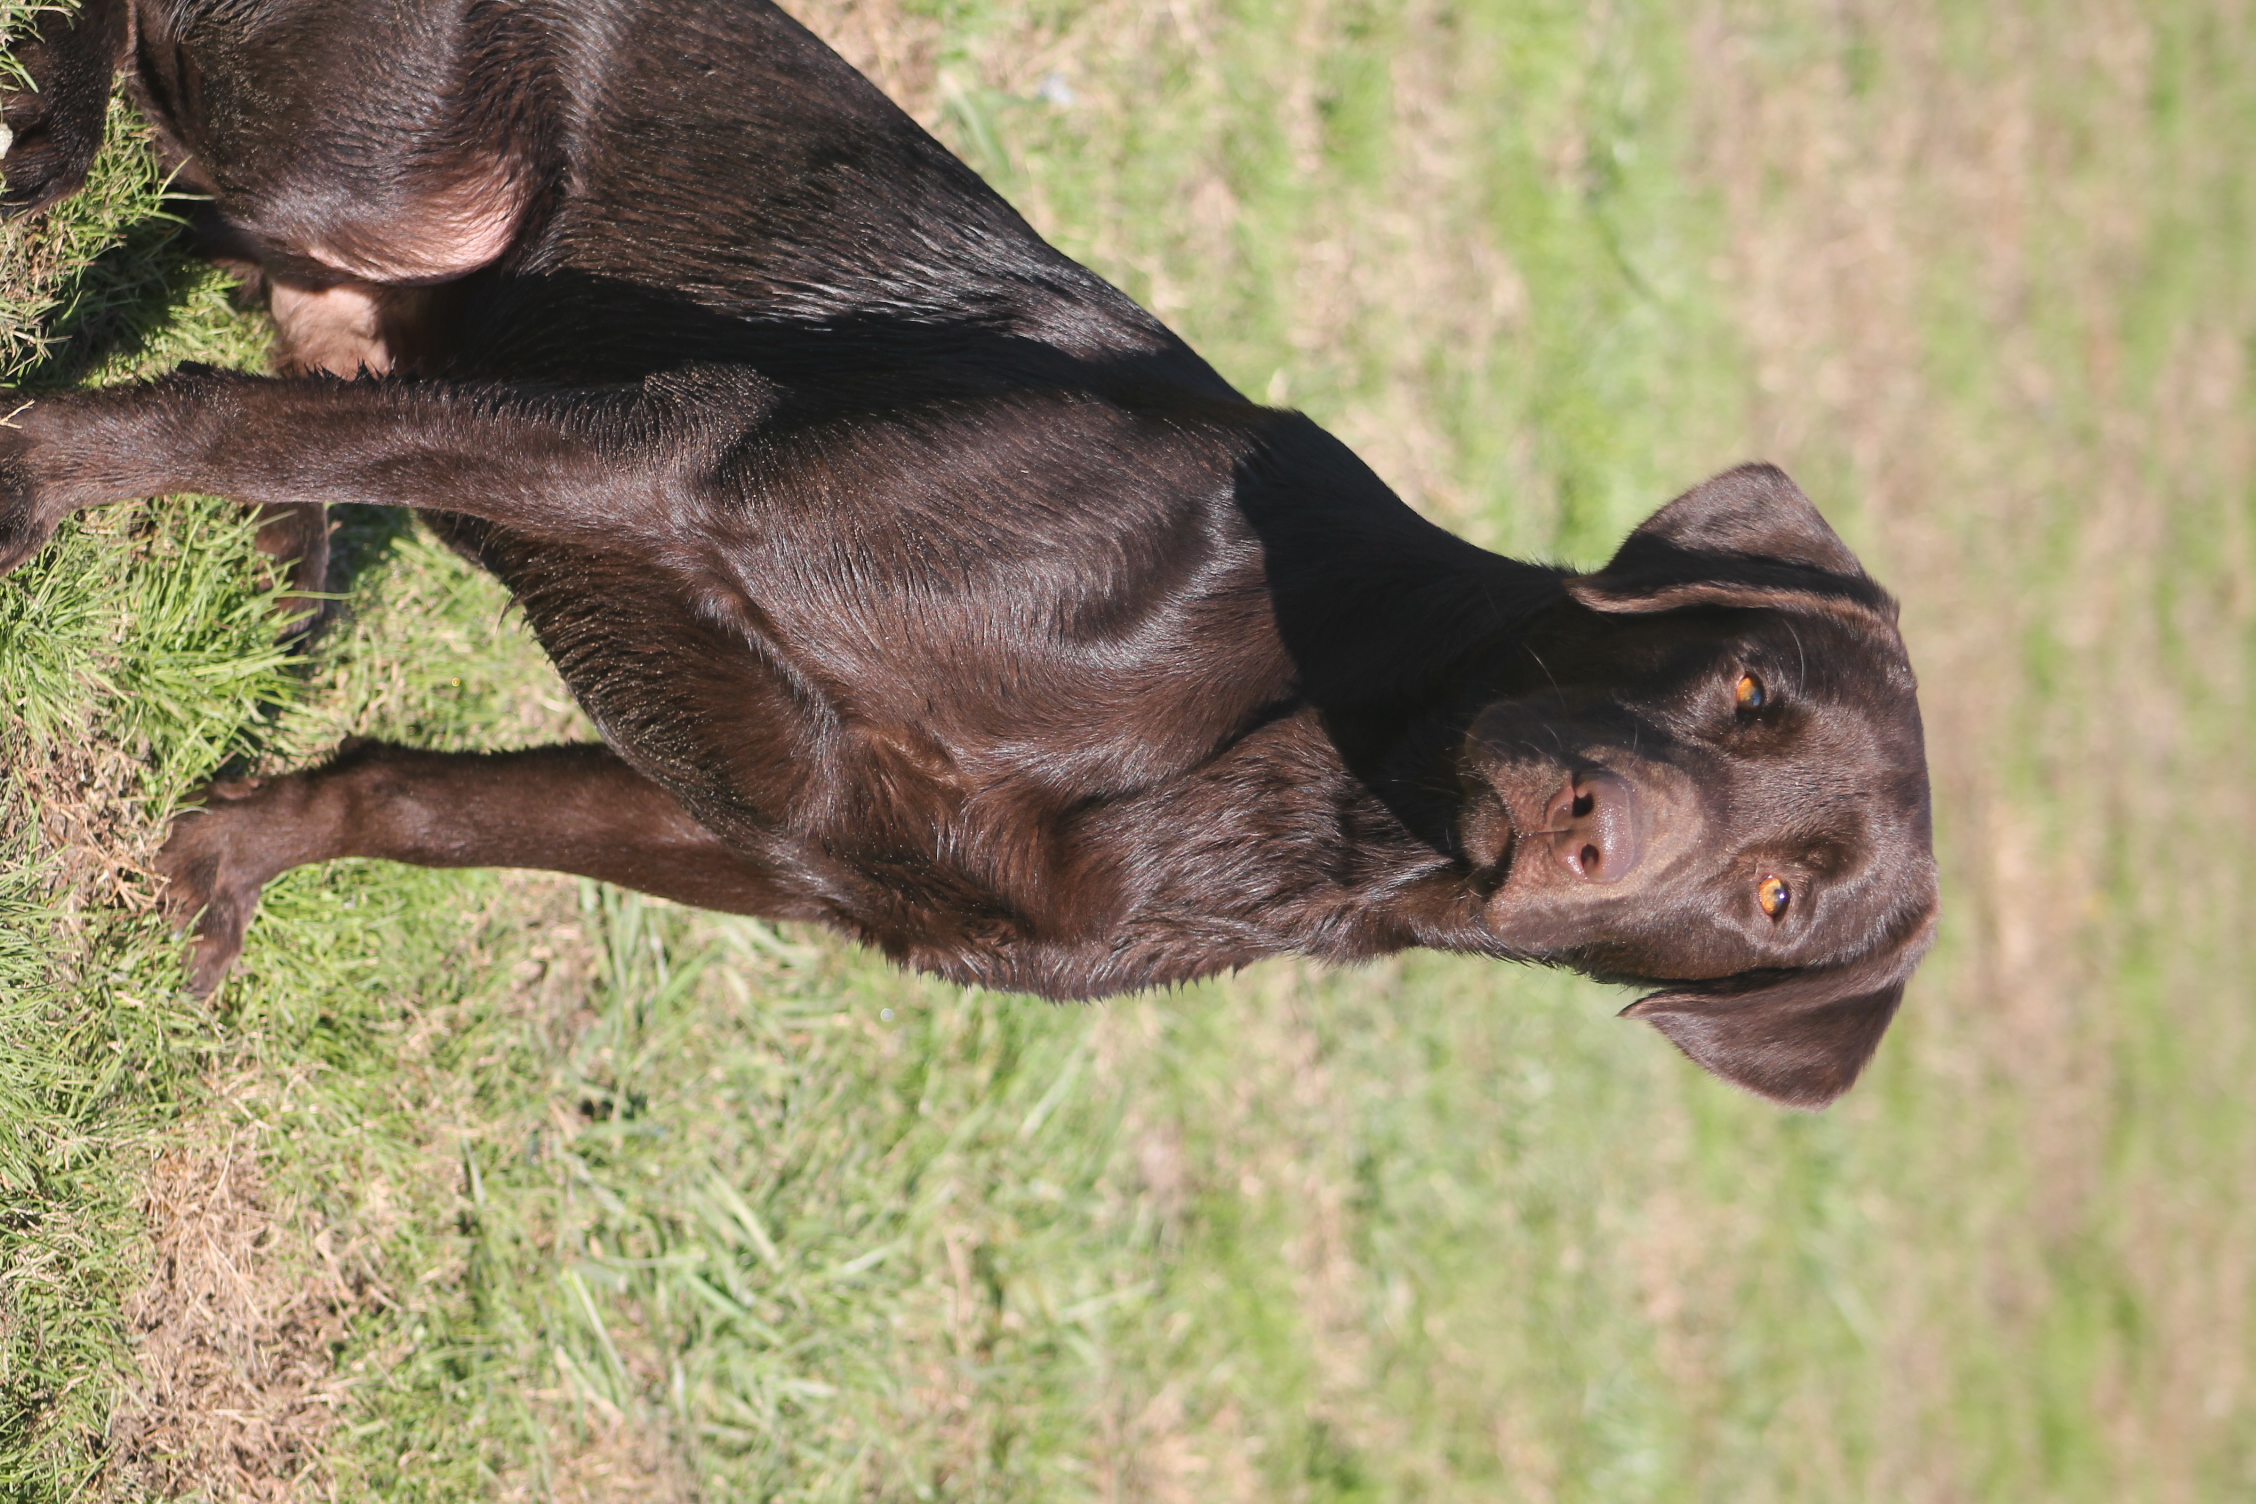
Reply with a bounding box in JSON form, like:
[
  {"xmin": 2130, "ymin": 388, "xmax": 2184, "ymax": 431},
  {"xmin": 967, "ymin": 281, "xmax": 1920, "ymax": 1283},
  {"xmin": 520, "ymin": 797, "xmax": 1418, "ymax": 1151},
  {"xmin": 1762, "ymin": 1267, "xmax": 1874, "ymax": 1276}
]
[{"xmin": 1541, "ymin": 770, "xmax": 1645, "ymax": 882}]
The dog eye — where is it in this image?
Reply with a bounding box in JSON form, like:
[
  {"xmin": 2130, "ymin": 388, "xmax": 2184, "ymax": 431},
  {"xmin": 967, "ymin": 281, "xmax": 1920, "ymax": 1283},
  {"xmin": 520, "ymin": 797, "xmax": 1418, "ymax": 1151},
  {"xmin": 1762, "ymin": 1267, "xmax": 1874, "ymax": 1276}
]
[
  {"xmin": 1757, "ymin": 875, "xmax": 1791, "ymax": 918},
  {"xmin": 1735, "ymin": 672, "xmax": 1766, "ymax": 711}
]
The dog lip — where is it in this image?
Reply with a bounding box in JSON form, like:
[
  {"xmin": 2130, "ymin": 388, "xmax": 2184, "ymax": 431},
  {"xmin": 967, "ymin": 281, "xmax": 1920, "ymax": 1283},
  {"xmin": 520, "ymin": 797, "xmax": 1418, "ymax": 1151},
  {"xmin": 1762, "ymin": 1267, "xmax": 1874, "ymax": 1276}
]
[
  {"xmin": 1490, "ymin": 812, "xmax": 1519, "ymax": 883},
  {"xmin": 1462, "ymin": 790, "xmax": 1520, "ymax": 881}
]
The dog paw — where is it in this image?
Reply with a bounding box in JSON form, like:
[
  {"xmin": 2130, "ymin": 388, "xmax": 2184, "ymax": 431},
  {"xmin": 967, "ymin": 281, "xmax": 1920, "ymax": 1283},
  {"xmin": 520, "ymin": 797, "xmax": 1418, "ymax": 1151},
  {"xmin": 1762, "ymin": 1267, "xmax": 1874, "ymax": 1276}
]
[
  {"xmin": 1, "ymin": 89, "xmax": 57, "ymax": 212},
  {"xmin": 0, "ymin": 87, "xmax": 90, "ymax": 218},
  {"xmin": 0, "ymin": 0, "xmax": 125, "ymax": 220},
  {"xmin": 154, "ymin": 780, "xmax": 282, "ymax": 998},
  {"xmin": 0, "ymin": 399, "xmax": 61, "ymax": 578}
]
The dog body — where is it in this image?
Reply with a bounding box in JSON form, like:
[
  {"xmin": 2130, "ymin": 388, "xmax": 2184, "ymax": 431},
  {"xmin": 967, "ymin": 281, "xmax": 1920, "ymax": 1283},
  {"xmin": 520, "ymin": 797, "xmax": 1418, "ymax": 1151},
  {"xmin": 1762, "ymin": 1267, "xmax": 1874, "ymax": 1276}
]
[{"xmin": 0, "ymin": 0, "xmax": 1938, "ymax": 1105}]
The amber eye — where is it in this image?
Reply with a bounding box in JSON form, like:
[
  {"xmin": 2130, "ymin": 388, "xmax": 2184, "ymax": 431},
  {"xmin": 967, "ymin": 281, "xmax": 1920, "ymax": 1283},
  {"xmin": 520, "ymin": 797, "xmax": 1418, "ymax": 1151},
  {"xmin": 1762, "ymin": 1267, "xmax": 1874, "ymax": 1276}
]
[
  {"xmin": 1757, "ymin": 875, "xmax": 1791, "ymax": 918},
  {"xmin": 1735, "ymin": 672, "xmax": 1766, "ymax": 710}
]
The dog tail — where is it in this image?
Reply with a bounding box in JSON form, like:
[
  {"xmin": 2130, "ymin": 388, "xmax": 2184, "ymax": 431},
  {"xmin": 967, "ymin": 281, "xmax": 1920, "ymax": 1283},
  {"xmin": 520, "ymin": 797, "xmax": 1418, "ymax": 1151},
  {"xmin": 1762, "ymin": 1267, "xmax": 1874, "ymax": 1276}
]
[{"xmin": 2, "ymin": 0, "xmax": 132, "ymax": 218}]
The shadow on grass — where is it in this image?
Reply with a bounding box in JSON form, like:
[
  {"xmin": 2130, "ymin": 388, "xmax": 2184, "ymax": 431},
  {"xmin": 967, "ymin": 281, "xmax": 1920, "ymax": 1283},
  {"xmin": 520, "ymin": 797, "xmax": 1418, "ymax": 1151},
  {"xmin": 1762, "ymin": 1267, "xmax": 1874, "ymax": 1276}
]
[
  {"xmin": 16, "ymin": 208, "xmax": 203, "ymax": 389},
  {"xmin": 326, "ymin": 503, "xmax": 418, "ymax": 599}
]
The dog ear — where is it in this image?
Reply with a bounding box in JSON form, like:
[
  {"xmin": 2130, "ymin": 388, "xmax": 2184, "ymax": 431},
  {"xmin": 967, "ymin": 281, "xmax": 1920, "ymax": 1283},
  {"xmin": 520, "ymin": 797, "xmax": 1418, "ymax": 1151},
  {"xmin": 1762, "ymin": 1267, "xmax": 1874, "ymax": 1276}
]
[
  {"xmin": 1618, "ymin": 905, "xmax": 1938, "ymax": 1109},
  {"xmin": 1566, "ymin": 464, "xmax": 1898, "ymax": 625}
]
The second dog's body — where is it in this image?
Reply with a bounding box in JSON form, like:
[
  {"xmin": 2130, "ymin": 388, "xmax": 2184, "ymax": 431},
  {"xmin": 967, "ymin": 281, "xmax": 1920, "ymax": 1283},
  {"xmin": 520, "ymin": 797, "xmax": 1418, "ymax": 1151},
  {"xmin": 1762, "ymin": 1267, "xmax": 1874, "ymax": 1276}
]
[{"xmin": 0, "ymin": 0, "xmax": 1937, "ymax": 1106}]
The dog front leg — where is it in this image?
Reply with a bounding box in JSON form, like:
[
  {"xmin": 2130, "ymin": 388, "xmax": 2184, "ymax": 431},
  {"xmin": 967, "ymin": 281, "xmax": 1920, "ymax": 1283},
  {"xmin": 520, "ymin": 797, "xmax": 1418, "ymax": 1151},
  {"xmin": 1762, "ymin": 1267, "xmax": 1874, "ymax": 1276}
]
[
  {"xmin": 157, "ymin": 741, "xmax": 810, "ymax": 996},
  {"xmin": 0, "ymin": 368, "xmax": 762, "ymax": 575}
]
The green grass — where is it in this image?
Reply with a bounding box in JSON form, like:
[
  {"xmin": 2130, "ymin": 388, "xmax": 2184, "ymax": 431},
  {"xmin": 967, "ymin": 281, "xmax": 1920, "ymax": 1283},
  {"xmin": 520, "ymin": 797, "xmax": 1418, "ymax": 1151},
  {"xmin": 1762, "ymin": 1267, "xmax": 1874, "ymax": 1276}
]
[{"xmin": 4, "ymin": 0, "xmax": 2256, "ymax": 1499}]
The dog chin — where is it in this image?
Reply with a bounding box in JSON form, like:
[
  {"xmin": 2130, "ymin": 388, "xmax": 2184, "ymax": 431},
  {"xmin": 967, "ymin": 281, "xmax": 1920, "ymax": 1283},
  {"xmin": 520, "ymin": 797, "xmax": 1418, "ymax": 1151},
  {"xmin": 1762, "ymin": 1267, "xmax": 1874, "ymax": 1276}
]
[
  {"xmin": 1478, "ymin": 882, "xmax": 1607, "ymax": 953},
  {"xmin": 1484, "ymin": 895, "xmax": 1775, "ymax": 987}
]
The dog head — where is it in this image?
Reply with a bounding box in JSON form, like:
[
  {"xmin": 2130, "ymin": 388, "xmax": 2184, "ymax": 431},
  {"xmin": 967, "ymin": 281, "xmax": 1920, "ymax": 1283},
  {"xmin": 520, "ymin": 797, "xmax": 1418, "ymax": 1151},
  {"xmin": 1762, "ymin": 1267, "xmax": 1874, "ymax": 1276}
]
[{"xmin": 1458, "ymin": 464, "xmax": 1937, "ymax": 1108}]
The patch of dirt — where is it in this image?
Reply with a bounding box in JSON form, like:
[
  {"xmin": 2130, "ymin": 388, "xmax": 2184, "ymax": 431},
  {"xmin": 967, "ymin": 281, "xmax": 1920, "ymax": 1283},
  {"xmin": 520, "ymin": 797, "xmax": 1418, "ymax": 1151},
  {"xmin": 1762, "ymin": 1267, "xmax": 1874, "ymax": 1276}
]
[{"xmin": 98, "ymin": 1142, "xmax": 383, "ymax": 1503}]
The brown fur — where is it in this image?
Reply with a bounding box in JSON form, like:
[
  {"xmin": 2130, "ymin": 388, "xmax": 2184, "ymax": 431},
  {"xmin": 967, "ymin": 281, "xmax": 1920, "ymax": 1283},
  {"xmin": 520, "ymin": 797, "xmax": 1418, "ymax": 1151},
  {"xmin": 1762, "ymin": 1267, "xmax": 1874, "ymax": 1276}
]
[{"xmin": 0, "ymin": 0, "xmax": 1936, "ymax": 1106}]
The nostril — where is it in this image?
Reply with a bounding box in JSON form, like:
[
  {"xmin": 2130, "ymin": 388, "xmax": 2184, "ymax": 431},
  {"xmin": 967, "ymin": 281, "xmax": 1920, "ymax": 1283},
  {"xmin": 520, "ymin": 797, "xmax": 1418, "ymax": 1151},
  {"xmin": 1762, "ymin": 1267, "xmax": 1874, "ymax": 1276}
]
[{"xmin": 1542, "ymin": 768, "xmax": 1646, "ymax": 882}]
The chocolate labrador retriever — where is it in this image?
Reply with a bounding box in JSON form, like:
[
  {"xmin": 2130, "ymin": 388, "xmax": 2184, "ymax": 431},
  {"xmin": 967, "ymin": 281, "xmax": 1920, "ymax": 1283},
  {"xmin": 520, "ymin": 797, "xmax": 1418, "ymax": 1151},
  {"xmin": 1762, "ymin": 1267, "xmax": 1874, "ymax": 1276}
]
[{"xmin": 0, "ymin": 0, "xmax": 1936, "ymax": 1106}]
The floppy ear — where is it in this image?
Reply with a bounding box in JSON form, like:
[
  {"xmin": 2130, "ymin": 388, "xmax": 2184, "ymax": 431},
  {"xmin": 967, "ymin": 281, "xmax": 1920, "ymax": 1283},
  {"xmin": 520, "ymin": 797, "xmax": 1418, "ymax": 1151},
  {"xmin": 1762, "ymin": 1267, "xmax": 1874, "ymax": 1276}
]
[
  {"xmin": 1567, "ymin": 463, "xmax": 1898, "ymax": 625},
  {"xmin": 1619, "ymin": 906, "xmax": 1938, "ymax": 1109}
]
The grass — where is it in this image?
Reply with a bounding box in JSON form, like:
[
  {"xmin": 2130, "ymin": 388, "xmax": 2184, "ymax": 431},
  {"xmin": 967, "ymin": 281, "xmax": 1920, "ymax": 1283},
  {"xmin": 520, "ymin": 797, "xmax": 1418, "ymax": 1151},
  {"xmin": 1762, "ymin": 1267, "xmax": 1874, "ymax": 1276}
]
[{"xmin": 3, "ymin": 0, "xmax": 2256, "ymax": 1498}]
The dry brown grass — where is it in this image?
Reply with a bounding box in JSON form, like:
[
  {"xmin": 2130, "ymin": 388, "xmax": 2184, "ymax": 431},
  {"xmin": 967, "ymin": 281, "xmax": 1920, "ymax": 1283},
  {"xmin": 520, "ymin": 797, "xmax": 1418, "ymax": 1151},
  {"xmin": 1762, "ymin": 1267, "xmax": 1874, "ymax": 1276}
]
[
  {"xmin": 491, "ymin": 1384, "xmax": 701, "ymax": 1504},
  {"xmin": 785, "ymin": 0, "xmax": 946, "ymax": 119},
  {"xmin": 98, "ymin": 1136, "xmax": 380, "ymax": 1502},
  {"xmin": 85, "ymin": 875, "xmax": 705, "ymax": 1504}
]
